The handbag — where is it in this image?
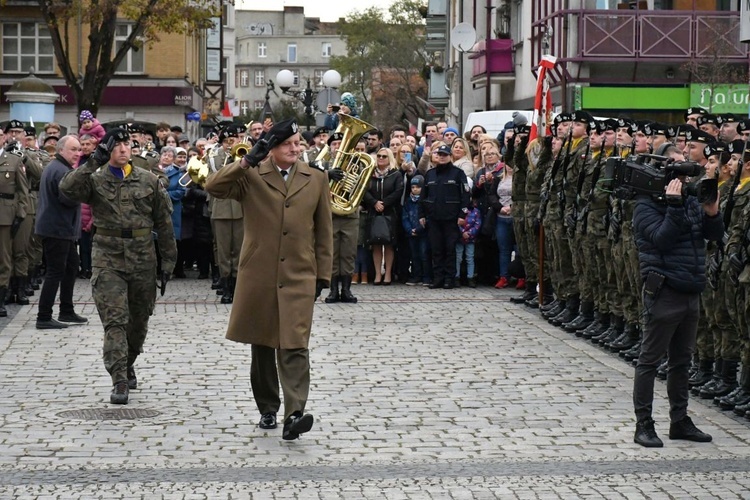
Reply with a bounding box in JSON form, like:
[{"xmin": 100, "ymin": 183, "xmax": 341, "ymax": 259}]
[
  {"xmin": 480, "ymin": 206, "xmax": 497, "ymax": 238},
  {"xmin": 368, "ymin": 214, "xmax": 392, "ymax": 245}
]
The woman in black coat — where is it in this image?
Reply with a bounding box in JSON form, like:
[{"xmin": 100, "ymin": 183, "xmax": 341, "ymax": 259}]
[{"xmin": 362, "ymin": 147, "xmax": 404, "ymax": 285}]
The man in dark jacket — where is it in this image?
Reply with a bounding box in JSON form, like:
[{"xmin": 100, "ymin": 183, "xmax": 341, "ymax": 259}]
[
  {"xmin": 35, "ymin": 135, "xmax": 87, "ymax": 329},
  {"xmin": 631, "ymin": 176, "xmax": 723, "ymax": 447},
  {"xmin": 419, "ymin": 144, "xmax": 471, "ymax": 289}
]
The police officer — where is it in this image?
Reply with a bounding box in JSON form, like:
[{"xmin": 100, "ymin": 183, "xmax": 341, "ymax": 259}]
[
  {"xmin": 419, "ymin": 144, "xmax": 470, "ymax": 289},
  {"xmin": 59, "ymin": 128, "xmax": 176, "ymax": 405},
  {"xmin": 0, "ymin": 124, "xmax": 30, "ymax": 317}
]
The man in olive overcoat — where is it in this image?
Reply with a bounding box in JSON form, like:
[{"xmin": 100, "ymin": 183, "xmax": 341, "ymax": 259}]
[{"xmin": 205, "ymin": 118, "xmax": 333, "ymax": 440}]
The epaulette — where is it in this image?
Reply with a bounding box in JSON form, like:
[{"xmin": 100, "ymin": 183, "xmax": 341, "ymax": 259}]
[{"xmin": 7, "ymin": 149, "xmax": 23, "ymax": 158}]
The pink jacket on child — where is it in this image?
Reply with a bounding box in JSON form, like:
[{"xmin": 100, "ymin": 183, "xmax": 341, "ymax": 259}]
[{"xmin": 80, "ymin": 118, "xmax": 105, "ymax": 141}]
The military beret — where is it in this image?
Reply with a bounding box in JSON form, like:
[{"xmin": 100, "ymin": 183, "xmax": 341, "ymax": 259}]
[
  {"xmin": 684, "ymin": 107, "xmax": 707, "ymax": 120},
  {"xmin": 597, "ymin": 119, "xmax": 618, "ymax": 133},
  {"xmin": 327, "ymin": 131, "xmax": 344, "ymax": 146},
  {"xmin": 101, "ymin": 128, "xmax": 130, "ymax": 146},
  {"xmin": 645, "ymin": 122, "xmax": 669, "ymax": 136},
  {"xmin": 131, "ymin": 140, "xmax": 141, "ymax": 149},
  {"xmin": 728, "ymin": 139, "xmax": 748, "ymax": 154},
  {"xmin": 24, "ymin": 126, "xmax": 36, "ymax": 137},
  {"xmin": 312, "ymin": 126, "xmax": 328, "ymax": 138},
  {"xmin": 736, "ymin": 119, "xmax": 750, "ymax": 133},
  {"xmin": 127, "ymin": 123, "xmax": 145, "ymax": 133},
  {"xmin": 616, "ymin": 117, "xmax": 633, "ymax": 130},
  {"xmin": 265, "ymin": 118, "xmax": 300, "ymax": 148},
  {"xmin": 4, "ymin": 120, "xmax": 24, "ymax": 132},
  {"xmin": 230, "ymin": 123, "xmax": 247, "ymax": 134},
  {"xmin": 703, "ymin": 141, "xmax": 726, "ymax": 159},
  {"xmin": 593, "ymin": 120, "xmax": 607, "ymax": 134},
  {"xmin": 716, "ymin": 113, "xmax": 738, "ymax": 125},
  {"xmin": 629, "ymin": 120, "xmax": 651, "ymax": 135},
  {"xmin": 675, "ymin": 124, "xmax": 696, "ymax": 138},
  {"xmin": 571, "ymin": 110, "xmax": 594, "ymax": 126},
  {"xmin": 513, "ymin": 124, "xmax": 531, "ymax": 135},
  {"xmin": 697, "ymin": 114, "xmax": 719, "ymax": 127},
  {"xmin": 665, "ymin": 125, "xmax": 678, "ymax": 139},
  {"xmin": 553, "ymin": 113, "xmax": 572, "ymax": 125},
  {"xmin": 684, "ymin": 128, "xmax": 715, "ymax": 144},
  {"xmin": 219, "ymin": 128, "xmax": 239, "ymax": 142}
]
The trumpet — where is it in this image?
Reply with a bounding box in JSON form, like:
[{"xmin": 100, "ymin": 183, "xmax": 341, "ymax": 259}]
[{"xmin": 178, "ymin": 147, "xmax": 213, "ymax": 188}]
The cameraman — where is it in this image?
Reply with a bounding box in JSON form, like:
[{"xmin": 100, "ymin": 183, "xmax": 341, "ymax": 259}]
[{"xmin": 631, "ymin": 169, "xmax": 723, "ymax": 447}]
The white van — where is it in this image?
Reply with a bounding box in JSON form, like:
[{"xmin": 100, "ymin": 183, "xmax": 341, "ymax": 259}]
[{"xmin": 463, "ymin": 110, "xmax": 534, "ymax": 139}]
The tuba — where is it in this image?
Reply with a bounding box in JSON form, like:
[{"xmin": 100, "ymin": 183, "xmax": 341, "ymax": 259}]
[{"xmin": 315, "ymin": 113, "xmax": 376, "ymax": 216}]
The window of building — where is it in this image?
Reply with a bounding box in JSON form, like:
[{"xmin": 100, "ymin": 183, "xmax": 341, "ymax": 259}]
[
  {"xmin": 258, "ymin": 42, "xmax": 267, "ymax": 58},
  {"xmin": 322, "ymin": 42, "xmax": 332, "ymax": 58},
  {"xmin": 240, "ymin": 70, "xmax": 249, "ymax": 87},
  {"xmin": 114, "ymin": 24, "xmax": 144, "ymax": 74},
  {"xmin": 235, "ymin": 70, "xmax": 240, "ymax": 88},
  {"xmin": 254, "ymin": 70, "xmax": 265, "ymax": 87},
  {"xmin": 254, "ymin": 100, "xmax": 264, "ymax": 111},
  {"xmin": 239, "ymin": 100, "xmax": 250, "ymax": 116},
  {"xmin": 287, "ymin": 43, "xmax": 297, "ymax": 63},
  {"xmin": 314, "ymin": 69, "xmax": 324, "ymax": 87},
  {"xmin": 1, "ymin": 22, "xmax": 54, "ymax": 73},
  {"xmin": 292, "ymin": 70, "xmax": 300, "ymax": 86}
]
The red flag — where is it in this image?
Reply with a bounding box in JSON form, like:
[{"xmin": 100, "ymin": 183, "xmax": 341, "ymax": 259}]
[
  {"xmin": 529, "ymin": 55, "xmax": 556, "ymax": 143},
  {"xmin": 221, "ymin": 100, "xmax": 232, "ymax": 117}
]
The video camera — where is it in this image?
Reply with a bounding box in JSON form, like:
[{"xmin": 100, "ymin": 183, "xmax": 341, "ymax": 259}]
[{"xmin": 604, "ymin": 154, "xmax": 717, "ymax": 204}]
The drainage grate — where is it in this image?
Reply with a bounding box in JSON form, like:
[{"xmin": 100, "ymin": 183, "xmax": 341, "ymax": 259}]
[{"xmin": 57, "ymin": 408, "xmax": 161, "ymax": 420}]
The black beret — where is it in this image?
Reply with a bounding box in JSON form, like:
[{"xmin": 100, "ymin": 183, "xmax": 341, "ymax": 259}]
[
  {"xmin": 265, "ymin": 118, "xmax": 300, "ymax": 147},
  {"xmin": 229, "ymin": 123, "xmax": 246, "ymax": 134},
  {"xmin": 645, "ymin": 122, "xmax": 669, "ymax": 136},
  {"xmin": 24, "ymin": 126, "xmax": 36, "ymax": 137},
  {"xmin": 628, "ymin": 120, "xmax": 650, "ymax": 135},
  {"xmin": 571, "ymin": 110, "xmax": 593, "ymax": 125},
  {"xmin": 101, "ymin": 128, "xmax": 131, "ymax": 145},
  {"xmin": 616, "ymin": 117, "xmax": 633, "ymax": 130},
  {"xmin": 665, "ymin": 125, "xmax": 679, "ymax": 139},
  {"xmin": 4, "ymin": 120, "xmax": 24, "ymax": 132},
  {"xmin": 219, "ymin": 128, "xmax": 239, "ymax": 141},
  {"xmin": 513, "ymin": 124, "xmax": 531, "ymax": 135},
  {"xmin": 127, "ymin": 123, "xmax": 145, "ymax": 133},
  {"xmin": 684, "ymin": 128, "xmax": 715, "ymax": 144},
  {"xmin": 703, "ymin": 141, "xmax": 726, "ymax": 159},
  {"xmin": 211, "ymin": 123, "xmax": 226, "ymax": 135},
  {"xmin": 675, "ymin": 124, "xmax": 696, "ymax": 138},
  {"xmin": 131, "ymin": 140, "xmax": 141, "ymax": 149},
  {"xmin": 553, "ymin": 113, "xmax": 572, "ymax": 125},
  {"xmin": 717, "ymin": 113, "xmax": 738, "ymax": 125},
  {"xmin": 696, "ymin": 114, "xmax": 719, "ymax": 127},
  {"xmin": 737, "ymin": 119, "xmax": 750, "ymax": 133},
  {"xmin": 327, "ymin": 132, "xmax": 344, "ymax": 145},
  {"xmin": 684, "ymin": 107, "xmax": 707, "ymax": 120},
  {"xmin": 313, "ymin": 126, "xmax": 328, "ymax": 138},
  {"xmin": 728, "ymin": 139, "xmax": 748, "ymax": 154}
]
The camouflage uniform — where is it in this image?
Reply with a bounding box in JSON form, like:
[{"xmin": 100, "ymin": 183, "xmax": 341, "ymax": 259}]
[
  {"xmin": 511, "ymin": 138, "xmax": 531, "ymax": 284},
  {"xmin": 59, "ymin": 157, "xmax": 176, "ymax": 385},
  {"xmin": 24, "ymin": 148, "xmax": 48, "ymax": 281},
  {"xmin": 524, "ymin": 139, "xmax": 549, "ymax": 292},
  {"xmin": 541, "ymin": 146, "xmax": 572, "ymax": 301}
]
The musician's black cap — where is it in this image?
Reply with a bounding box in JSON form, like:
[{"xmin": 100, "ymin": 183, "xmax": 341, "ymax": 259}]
[
  {"xmin": 4, "ymin": 120, "xmax": 24, "ymax": 132},
  {"xmin": 327, "ymin": 132, "xmax": 344, "ymax": 145},
  {"xmin": 266, "ymin": 118, "xmax": 299, "ymax": 147}
]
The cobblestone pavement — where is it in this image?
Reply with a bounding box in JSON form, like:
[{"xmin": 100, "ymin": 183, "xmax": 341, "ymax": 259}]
[{"xmin": 1, "ymin": 277, "xmax": 749, "ymax": 499}]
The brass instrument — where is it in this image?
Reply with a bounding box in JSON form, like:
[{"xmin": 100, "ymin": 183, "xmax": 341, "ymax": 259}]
[
  {"xmin": 178, "ymin": 146, "xmax": 214, "ymax": 188},
  {"xmin": 226, "ymin": 121, "xmax": 254, "ymax": 165},
  {"xmin": 316, "ymin": 113, "xmax": 376, "ymax": 216}
]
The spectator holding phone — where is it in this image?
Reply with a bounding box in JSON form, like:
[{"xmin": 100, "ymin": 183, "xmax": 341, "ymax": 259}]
[{"xmin": 631, "ymin": 176, "xmax": 723, "ymax": 447}]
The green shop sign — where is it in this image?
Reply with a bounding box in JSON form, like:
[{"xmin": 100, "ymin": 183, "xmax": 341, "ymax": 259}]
[{"xmin": 689, "ymin": 84, "xmax": 749, "ymax": 114}]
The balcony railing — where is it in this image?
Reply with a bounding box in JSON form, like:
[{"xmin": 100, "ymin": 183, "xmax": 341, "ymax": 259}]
[
  {"xmin": 469, "ymin": 39, "xmax": 515, "ymax": 78},
  {"xmin": 530, "ymin": 4, "xmax": 748, "ymax": 83}
]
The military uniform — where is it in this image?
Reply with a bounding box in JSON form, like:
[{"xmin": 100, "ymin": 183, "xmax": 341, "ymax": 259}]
[
  {"xmin": 23, "ymin": 147, "xmax": 48, "ymax": 290},
  {"xmin": 0, "ymin": 146, "xmax": 30, "ymax": 315},
  {"xmin": 510, "ymin": 129, "xmax": 531, "ymax": 294},
  {"xmin": 59, "ymin": 148, "xmax": 176, "ymax": 392}
]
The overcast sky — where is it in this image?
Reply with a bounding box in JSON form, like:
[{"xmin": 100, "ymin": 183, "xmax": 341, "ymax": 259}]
[{"xmin": 236, "ymin": 0, "xmax": 395, "ymax": 22}]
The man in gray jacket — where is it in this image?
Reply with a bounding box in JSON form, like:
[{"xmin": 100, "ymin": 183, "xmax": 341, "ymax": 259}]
[{"xmin": 35, "ymin": 135, "xmax": 87, "ymax": 329}]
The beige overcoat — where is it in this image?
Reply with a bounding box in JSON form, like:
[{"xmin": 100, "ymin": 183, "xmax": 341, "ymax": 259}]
[{"xmin": 205, "ymin": 157, "xmax": 333, "ymax": 349}]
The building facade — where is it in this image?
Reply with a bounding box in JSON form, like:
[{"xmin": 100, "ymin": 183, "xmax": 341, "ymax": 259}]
[{"xmin": 234, "ymin": 6, "xmax": 346, "ymax": 123}]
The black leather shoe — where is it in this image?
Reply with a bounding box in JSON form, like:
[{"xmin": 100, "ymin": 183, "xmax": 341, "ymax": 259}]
[
  {"xmin": 634, "ymin": 417, "xmax": 663, "ymax": 448},
  {"xmin": 36, "ymin": 318, "xmax": 68, "ymax": 329},
  {"xmin": 428, "ymin": 280, "xmax": 444, "ymax": 289},
  {"xmin": 282, "ymin": 412, "xmax": 314, "ymax": 440},
  {"xmin": 58, "ymin": 312, "xmax": 88, "ymax": 324},
  {"xmin": 110, "ymin": 381, "xmax": 129, "ymax": 405},
  {"xmin": 668, "ymin": 416, "xmax": 712, "ymax": 442},
  {"xmin": 259, "ymin": 412, "xmax": 278, "ymax": 429},
  {"xmin": 734, "ymin": 399, "xmax": 750, "ymax": 416},
  {"xmin": 127, "ymin": 365, "xmax": 137, "ymax": 390},
  {"xmin": 622, "ymin": 341, "xmax": 642, "ymax": 362}
]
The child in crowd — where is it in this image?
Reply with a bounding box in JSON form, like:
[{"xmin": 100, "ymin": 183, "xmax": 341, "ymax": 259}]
[
  {"xmin": 402, "ymin": 175, "xmax": 430, "ymax": 286},
  {"xmin": 78, "ymin": 110, "xmax": 106, "ymax": 141},
  {"xmin": 456, "ymin": 195, "xmax": 482, "ymax": 287}
]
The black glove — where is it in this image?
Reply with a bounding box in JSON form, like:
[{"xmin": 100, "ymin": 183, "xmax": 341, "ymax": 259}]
[
  {"xmin": 314, "ymin": 279, "xmax": 328, "ymax": 301},
  {"xmin": 10, "ymin": 216, "xmax": 23, "ymax": 239},
  {"xmin": 5, "ymin": 141, "xmax": 22, "ymax": 155},
  {"xmin": 327, "ymin": 168, "xmax": 345, "ymax": 183},
  {"xmin": 91, "ymin": 134, "xmax": 118, "ymax": 165},
  {"xmin": 708, "ymin": 252, "xmax": 721, "ymax": 275},
  {"xmin": 728, "ymin": 253, "xmax": 744, "ymax": 277},
  {"xmin": 244, "ymin": 138, "xmax": 275, "ymax": 167},
  {"xmin": 159, "ymin": 270, "xmax": 171, "ymax": 296}
]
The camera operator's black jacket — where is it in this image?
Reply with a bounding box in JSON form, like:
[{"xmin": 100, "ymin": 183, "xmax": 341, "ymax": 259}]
[{"xmin": 633, "ymin": 195, "xmax": 724, "ymax": 294}]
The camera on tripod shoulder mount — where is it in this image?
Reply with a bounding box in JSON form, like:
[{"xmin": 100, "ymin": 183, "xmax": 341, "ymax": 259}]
[{"xmin": 603, "ymin": 154, "xmax": 718, "ymax": 204}]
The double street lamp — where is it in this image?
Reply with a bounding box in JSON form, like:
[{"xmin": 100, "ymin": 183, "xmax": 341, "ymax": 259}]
[{"xmin": 275, "ymin": 69, "xmax": 342, "ymax": 130}]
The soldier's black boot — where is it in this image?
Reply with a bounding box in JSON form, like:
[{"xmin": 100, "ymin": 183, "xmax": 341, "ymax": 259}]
[
  {"xmin": 622, "ymin": 336, "xmax": 643, "ymax": 361},
  {"xmin": 5, "ymin": 277, "xmax": 17, "ymax": 305},
  {"xmin": 582, "ymin": 312, "xmax": 609, "ymax": 340},
  {"xmin": 719, "ymin": 364, "xmax": 750, "ymax": 410},
  {"xmin": 593, "ymin": 315, "xmax": 623, "ymax": 345},
  {"xmin": 552, "ymin": 294, "xmax": 580, "ymax": 327},
  {"xmin": 325, "ymin": 277, "xmax": 341, "ymax": 303},
  {"xmin": 688, "ymin": 359, "xmax": 714, "ymax": 388},
  {"xmin": 220, "ymin": 277, "xmax": 234, "ymax": 304},
  {"xmin": 564, "ymin": 301, "xmax": 595, "ymax": 333},
  {"xmin": 16, "ymin": 276, "xmax": 29, "ymax": 306},
  {"xmin": 693, "ymin": 359, "xmax": 722, "ymax": 396},
  {"xmin": 511, "ymin": 281, "xmax": 536, "ymax": 304},
  {"xmin": 0, "ymin": 287, "xmax": 6, "ymax": 317},
  {"xmin": 216, "ymin": 277, "xmax": 226, "ymax": 296},
  {"xmin": 542, "ymin": 300, "xmax": 565, "ymax": 320},
  {"xmin": 734, "ymin": 396, "xmax": 750, "ymax": 416},
  {"xmin": 339, "ymin": 275, "xmax": 358, "ymax": 304},
  {"xmin": 24, "ymin": 275, "xmax": 34, "ymax": 297},
  {"xmin": 608, "ymin": 322, "xmax": 639, "ymax": 352},
  {"xmin": 540, "ymin": 295, "xmax": 561, "ymax": 314},
  {"xmin": 700, "ymin": 359, "xmax": 738, "ymax": 400}
]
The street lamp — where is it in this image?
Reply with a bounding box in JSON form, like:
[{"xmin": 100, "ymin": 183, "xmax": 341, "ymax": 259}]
[{"xmin": 275, "ymin": 69, "xmax": 341, "ymax": 130}]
